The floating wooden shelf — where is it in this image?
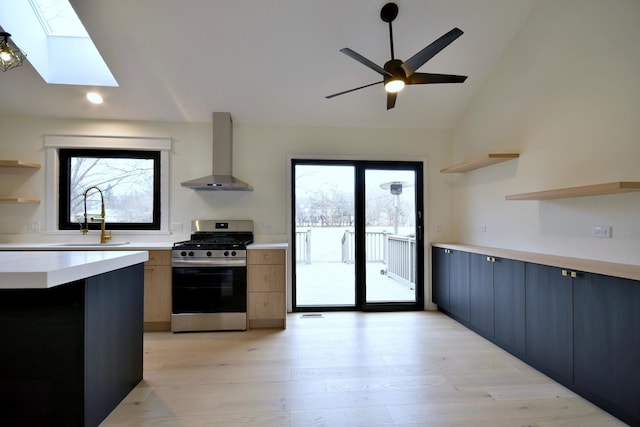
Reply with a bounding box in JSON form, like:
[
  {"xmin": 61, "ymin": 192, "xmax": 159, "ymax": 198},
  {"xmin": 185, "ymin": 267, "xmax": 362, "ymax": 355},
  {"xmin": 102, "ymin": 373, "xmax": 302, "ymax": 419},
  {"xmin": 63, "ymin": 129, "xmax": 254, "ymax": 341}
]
[
  {"xmin": 0, "ymin": 160, "xmax": 41, "ymax": 169},
  {"xmin": 0, "ymin": 197, "xmax": 41, "ymax": 204},
  {"xmin": 506, "ymin": 181, "xmax": 640, "ymax": 201},
  {"xmin": 440, "ymin": 153, "xmax": 519, "ymax": 173},
  {"xmin": 0, "ymin": 160, "xmax": 41, "ymax": 204}
]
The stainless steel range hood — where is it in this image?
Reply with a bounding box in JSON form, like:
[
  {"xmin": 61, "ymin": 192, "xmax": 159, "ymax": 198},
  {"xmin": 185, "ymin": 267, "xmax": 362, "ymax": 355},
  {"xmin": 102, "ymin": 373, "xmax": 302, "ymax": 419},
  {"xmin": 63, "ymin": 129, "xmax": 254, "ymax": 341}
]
[{"xmin": 181, "ymin": 112, "xmax": 253, "ymax": 191}]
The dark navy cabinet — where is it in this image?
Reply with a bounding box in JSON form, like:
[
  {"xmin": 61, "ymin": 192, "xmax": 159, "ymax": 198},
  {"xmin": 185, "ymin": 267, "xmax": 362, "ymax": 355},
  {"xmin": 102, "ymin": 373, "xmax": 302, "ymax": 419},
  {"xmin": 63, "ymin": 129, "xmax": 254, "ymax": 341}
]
[
  {"xmin": 433, "ymin": 248, "xmax": 469, "ymax": 322},
  {"xmin": 492, "ymin": 257, "xmax": 526, "ymax": 357},
  {"xmin": 573, "ymin": 272, "xmax": 640, "ymax": 425},
  {"xmin": 448, "ymin": 250, "xmax": 470, "ymax": 322},
  {"xmin": 525, "ymin": 263, "xmax": 574, "ymax": 384},
  {"xmin": 432, "ymin": 247, "xmax": 450, "ymax": 311},
  {"xmin": 469, "ymin": 253, "xmax": 495, "ymax": 337},
  {"xmin": 432, "ymin": 245, "xmax": 640, "ymax": 426}
]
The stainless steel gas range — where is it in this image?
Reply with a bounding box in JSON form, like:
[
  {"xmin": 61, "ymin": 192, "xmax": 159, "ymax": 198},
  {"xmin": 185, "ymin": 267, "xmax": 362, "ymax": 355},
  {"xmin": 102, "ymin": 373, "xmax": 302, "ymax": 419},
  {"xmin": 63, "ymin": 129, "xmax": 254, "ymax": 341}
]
[{"xmin": 171, "ymin": 220, "xmax": 253, "ymax": 332}]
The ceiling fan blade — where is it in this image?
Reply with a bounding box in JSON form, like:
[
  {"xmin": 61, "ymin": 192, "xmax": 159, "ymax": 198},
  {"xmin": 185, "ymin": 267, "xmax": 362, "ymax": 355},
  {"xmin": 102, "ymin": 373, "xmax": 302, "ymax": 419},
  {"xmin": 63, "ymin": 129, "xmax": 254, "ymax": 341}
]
[
  {"xmin": 407, "ymin": 73, "xmax": 468, "ymax": 85},
  {"xmin": 340, "ymin": 48, "xmax": 392, "ymax": 76},
  {"xmin": 386, "ymin": 92, "xmax": 397, "ymax": 110},
  {"xmin": 401, "ymin": 28, "xmax": 464, "ymax": 76},
  {"xmin": 326, "ymin": 81, "xmax": 383, "ymax": 99}
]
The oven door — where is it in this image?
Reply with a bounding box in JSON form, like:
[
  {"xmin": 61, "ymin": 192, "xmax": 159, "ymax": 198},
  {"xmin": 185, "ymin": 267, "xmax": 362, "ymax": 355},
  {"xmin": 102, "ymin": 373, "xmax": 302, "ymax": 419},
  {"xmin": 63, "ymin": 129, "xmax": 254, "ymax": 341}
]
[{"xmin": 172, "ymin": 266, "xmax": 247, "ymax": 313}]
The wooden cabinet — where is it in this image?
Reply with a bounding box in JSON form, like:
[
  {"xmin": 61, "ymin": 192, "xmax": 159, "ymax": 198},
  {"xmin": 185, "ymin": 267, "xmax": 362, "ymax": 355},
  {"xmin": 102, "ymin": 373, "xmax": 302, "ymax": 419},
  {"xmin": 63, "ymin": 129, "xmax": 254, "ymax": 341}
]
[
  {"xmin": 573, "ymin": 272, "xmax": 640, "ymax": 424},
  {"xmin": 525, "ymin": 263, "xmax": 573, "ymax": 384},
  {"xmin": 143, "ymin": 250, "xmax": 172, "ymax": 331},
  {"xmin": 247, "ymin": 248, "xmax": 286, "ymax": 329}
]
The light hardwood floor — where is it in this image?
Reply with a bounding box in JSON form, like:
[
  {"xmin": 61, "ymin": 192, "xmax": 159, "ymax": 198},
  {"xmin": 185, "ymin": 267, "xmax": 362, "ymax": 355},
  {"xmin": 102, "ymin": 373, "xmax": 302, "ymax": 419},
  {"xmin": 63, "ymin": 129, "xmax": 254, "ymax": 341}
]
[{"xmin": 101, "ymin": 311, "xmax": 627, "ymax": 426}]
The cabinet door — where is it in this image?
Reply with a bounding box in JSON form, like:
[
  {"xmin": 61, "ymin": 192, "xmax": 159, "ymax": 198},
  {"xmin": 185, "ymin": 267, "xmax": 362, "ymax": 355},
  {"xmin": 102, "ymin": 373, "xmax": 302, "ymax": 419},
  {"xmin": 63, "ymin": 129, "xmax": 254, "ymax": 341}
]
[
  {"xmin": 248, "ymin": 249, "xmax": 286, "ymax": 265},
  {"xmin": 248, "ymin": 292, "xmax": 286, "ymax": 321},
  {"xmin": 432, "ymin": 248, "xmax": 450, "ymax": 310},
  {"xmin": 469, "ymin": 254, "xmax": 494, "ymax": 337},
  {"xmin": 574, "ymin": 272, "xmax": 640, "ymax": 424},
  {"xmin": 248, "ymin": 265, "xmax": 285, "ymax": 292},
  {"xmin": 143, "ymin": 265, "xmax": 172, "ymax": 324},
  {"xmin": 449, "ymin": 250, "xmax": 470, "ymax": 322},
  {"xmin": 525, "ymin": 263, "xmax": 573, "ymax": 383},
  {"xmin": 493, "ymin": 258, "xmax": 525, "ymax": 356}
]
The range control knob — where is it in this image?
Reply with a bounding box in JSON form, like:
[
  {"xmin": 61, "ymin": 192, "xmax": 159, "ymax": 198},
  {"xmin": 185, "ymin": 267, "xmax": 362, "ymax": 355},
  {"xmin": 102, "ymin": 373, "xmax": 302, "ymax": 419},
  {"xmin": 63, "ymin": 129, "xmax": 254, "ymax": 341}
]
[
  {"xmin": 188, "ymin": 251, "xmax": 194, "ymax": 257},
  {"xmin": 224, "ymin": 251, "xmax": 229, "ymax": 256},
  {"xmin": 180, "ymin": 251, "xmax": 187, "ymax": 257},
  {"xmin": 231, "ymin": 251, "xmax": 237, "ymax": 257},
  {"xmin": 206, "ymin": 251, "xmax": 212, "ymax": 257}
]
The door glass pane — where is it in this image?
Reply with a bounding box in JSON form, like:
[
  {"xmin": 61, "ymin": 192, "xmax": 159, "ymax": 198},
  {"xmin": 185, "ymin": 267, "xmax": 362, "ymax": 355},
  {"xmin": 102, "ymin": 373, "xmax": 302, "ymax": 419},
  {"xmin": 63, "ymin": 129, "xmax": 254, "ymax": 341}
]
[
  {"xmin": 294, "ymin": 164, "xmax": 355, "ymax": 307},
  {"xmin": 364, "ymin": 169, "xmax": 417, "ymax": 303}
]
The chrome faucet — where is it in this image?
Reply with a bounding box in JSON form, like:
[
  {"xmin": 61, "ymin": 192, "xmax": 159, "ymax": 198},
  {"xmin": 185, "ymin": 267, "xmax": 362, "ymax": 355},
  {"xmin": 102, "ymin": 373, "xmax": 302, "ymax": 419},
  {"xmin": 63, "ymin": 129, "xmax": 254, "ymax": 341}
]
[{"xmin": 81, "ymin": 186, "xmax": 112, "ymax": 244}]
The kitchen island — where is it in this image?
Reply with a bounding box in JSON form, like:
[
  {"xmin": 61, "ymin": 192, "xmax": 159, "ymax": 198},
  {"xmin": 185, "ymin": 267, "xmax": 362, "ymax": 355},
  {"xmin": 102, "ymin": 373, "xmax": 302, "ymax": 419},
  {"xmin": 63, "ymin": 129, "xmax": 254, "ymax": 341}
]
[{"xmin": 0, "ymin": 251, "xmax": 148, "ymax": 426}]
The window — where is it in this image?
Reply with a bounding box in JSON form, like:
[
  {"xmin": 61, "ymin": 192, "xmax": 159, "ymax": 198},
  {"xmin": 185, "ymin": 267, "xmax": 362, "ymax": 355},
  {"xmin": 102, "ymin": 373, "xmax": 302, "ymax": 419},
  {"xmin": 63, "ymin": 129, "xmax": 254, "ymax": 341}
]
[
  {"xmin": 44, "ymin": 135, "xmax": 171, "ymax": 234},
  {"xmin": 58, "ymin": 148, "xmax": 161, "ymax": 231}
]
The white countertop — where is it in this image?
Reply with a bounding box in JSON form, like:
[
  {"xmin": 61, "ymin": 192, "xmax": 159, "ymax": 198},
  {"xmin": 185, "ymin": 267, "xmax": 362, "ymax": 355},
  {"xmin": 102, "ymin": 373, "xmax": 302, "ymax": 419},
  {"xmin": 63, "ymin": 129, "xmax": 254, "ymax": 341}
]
[
  {"xmin": 0, "ymin": 251, "xmax": 149, "ymax": 289},
  {"xmin": 247, "ymin": 243, "xmax": 288, "ymax": 249},
  {"xmin": 0, "ymin": 242, "xmax": 173, "ymax": 250}
]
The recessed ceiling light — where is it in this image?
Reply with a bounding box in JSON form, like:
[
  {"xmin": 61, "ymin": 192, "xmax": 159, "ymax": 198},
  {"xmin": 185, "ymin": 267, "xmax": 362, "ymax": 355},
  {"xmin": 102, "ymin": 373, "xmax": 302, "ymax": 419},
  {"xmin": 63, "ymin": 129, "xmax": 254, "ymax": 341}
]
[{"xmin": 86, "ymin": 92, "xmax": 103, "ymax": 104}]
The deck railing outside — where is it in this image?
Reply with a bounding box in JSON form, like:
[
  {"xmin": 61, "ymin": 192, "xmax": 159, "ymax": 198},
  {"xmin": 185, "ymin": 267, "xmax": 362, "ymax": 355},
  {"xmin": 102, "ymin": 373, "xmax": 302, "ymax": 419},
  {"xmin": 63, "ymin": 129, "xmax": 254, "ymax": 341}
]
[
  {"xmin": 295, "ymin": 230, "xmax": 311, "ymax": 264},
  {"xmin": 341, "ymin": 230, "xmax": 387, "ymax": 264},
  {"xmin": 297, "ymin": 229, "xmax": 415, "ymax": 284},
  {"xmin": 386, "ymin": 234, "xmax": 416, "ymax": 285},
  {"xmin": 341, "ymin": 230, "xmax": 415, "ymax": 285}
]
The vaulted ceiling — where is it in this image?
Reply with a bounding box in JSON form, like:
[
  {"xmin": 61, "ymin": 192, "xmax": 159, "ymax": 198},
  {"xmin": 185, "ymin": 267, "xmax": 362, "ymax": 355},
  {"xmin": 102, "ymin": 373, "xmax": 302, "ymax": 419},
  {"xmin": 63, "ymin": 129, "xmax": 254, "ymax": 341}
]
[{"xmin": 0, "ymin": 0, "xmax": 537, "ymax": 128}]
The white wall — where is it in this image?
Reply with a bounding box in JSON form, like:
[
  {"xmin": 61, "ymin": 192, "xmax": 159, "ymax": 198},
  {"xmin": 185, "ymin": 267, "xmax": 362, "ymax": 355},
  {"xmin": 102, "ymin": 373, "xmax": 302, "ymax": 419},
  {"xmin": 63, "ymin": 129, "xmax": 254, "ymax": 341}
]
[
  {"xmin": 451, "ymin": 0, "xmax": 640, "ymax": 265},
  {"xmin": 0, "ymin": 116, "xmax": 454, "ymax": 248}
]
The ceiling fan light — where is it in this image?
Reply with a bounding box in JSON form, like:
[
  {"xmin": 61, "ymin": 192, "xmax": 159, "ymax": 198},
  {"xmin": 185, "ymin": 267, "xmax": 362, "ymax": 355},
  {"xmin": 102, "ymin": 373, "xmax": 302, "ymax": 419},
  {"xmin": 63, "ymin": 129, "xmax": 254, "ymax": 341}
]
[
  {"xmin": 385, "ymin": 79, "xmax": 405, "ymax": 93},
  {"xmin": 0, "ymin": 32, "xmax": 27, "ymax": 72}
]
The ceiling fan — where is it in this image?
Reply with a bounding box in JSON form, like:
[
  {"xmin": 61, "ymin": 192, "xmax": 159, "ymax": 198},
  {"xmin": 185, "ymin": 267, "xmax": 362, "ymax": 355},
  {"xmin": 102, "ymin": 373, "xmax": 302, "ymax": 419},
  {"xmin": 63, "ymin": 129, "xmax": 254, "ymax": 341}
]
[{"xmin": 326, "ymin": 2, "xmax": 468, "ymax": 110}]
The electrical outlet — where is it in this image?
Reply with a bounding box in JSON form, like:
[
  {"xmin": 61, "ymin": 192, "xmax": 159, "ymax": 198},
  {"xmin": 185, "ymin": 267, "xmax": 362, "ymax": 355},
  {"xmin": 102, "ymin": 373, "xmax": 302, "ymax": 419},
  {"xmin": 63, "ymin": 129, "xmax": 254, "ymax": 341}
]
[
  {"xmin": 263, "ymin": 223, "xmax": 273, "ymax": 232},
  {"xmin": 29, "ymin": 221, "xmax": 40, "ymax": 232},
  {"xmin": 592, "ymin": 226, "xmax": 611, "ymax": 238},
  {"xmin": 479, "ymin": 224, "xmax": 487, "ymax": 232},
  {"xmin": 170, "ymin": 222, "xmax": 183, "ymax": 231}
]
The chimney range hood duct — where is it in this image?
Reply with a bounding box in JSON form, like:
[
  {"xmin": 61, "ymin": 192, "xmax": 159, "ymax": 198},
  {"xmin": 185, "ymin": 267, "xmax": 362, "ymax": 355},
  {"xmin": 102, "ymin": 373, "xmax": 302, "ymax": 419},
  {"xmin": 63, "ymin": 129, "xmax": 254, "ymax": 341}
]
[{"xmin": 181, "ymin": 112, "xmax": 253, "ymax": 191}]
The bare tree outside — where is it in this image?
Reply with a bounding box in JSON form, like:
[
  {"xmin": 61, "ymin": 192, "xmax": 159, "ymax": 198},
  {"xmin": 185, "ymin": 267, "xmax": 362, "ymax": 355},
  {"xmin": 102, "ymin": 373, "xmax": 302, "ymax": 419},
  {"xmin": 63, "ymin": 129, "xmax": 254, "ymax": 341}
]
[
  {"xmin": 295, "ymin": 165, "xmax": 414, "ymax": 230},
  {"xmin": 70, "ymin": 156, "xmax": 155, "ymax": 224}
]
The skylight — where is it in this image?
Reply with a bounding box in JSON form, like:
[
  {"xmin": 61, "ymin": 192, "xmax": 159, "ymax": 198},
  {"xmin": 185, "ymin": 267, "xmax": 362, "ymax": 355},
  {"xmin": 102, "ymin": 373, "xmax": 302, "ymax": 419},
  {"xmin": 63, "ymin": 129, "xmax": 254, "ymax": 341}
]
[
  {"xmin": 0, "ymin": 0, "xmax": 118, "ymax": 86},
  {"xmin": 30, "ymin": 0, "xmax": 89, "ymax": 37}
]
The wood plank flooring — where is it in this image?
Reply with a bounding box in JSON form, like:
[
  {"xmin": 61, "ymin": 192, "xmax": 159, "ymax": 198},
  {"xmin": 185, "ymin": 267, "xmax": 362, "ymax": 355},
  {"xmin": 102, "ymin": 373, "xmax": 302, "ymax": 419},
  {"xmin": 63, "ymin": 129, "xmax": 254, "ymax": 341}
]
[{"xmin": 101, "ymin": 311, "xmax": 627, "ymax": 426}]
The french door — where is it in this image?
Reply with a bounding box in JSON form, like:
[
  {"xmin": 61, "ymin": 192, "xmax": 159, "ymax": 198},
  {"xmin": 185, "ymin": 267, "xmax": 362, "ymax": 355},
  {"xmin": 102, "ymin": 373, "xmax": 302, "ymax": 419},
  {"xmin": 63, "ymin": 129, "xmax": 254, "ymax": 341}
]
[{"xmin": 292, "ymin": 159, "xmax": 424, "ymax": 311}]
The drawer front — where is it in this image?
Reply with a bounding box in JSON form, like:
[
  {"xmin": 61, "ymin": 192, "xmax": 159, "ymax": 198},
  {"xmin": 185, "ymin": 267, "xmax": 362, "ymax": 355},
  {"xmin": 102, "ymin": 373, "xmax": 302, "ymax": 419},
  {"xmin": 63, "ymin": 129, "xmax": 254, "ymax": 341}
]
[
  {"xmin": 248, "ymin": 249, "xmax": 285, "ymax": 265},
  {"xmin": 146, "ymin": 250, "xmax": 172, "ymax": 266},
  {"xmin": 248, "ymin": 265, "xmax": 285, "ymax": 292},
  {"xmin": 248, "ymin": 292, "xmax": 285, "ymax": 320}
]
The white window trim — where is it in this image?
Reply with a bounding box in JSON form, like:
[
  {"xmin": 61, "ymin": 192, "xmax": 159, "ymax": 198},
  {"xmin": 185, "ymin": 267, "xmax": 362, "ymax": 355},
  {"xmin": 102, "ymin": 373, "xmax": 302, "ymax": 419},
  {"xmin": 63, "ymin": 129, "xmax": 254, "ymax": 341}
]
[{"xmin": 44, "ymin": 134, "xmax": 171, "ymax": 234}]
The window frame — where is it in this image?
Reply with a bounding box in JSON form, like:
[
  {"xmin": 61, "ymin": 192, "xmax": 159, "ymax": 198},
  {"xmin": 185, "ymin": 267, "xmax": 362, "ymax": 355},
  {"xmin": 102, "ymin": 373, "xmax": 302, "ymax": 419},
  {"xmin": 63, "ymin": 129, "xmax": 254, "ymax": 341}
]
[
  {"xmin": 44, "ymin": 135, "xmax": 171, "ymax": 234},
  {"xmin": 57, "ymin": 148, "xmax": 161, "ymax": 231}
]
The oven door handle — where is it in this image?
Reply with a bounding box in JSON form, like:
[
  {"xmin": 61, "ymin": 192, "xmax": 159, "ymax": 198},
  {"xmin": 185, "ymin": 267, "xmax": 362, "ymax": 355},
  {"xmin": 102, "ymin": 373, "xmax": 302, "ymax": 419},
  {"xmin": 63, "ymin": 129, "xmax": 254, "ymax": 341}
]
[{"xmin": 172, "ymin": 259, "xmax": 247, "ymax": 267}]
